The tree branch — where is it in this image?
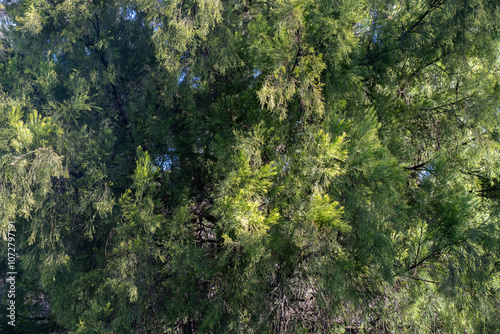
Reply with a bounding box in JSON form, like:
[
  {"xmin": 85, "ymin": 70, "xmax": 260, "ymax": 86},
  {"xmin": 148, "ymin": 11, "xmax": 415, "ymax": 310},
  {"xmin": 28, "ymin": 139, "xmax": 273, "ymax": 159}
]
[{"xmin": 399, "ymin": 0, "xmax": 444, "ymax": 41}]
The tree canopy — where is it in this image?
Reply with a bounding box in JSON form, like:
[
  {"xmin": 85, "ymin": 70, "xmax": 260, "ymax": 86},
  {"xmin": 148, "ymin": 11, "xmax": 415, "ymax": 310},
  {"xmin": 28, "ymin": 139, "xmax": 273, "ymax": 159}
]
[{"xmin": 1, "ymin": 0, "xmax": 500, "ymax": 332}]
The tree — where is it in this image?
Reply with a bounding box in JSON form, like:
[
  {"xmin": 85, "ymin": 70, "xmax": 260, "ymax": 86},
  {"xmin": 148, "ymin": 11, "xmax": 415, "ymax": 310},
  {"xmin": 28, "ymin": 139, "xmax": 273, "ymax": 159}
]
[{"xmin": 0, "ymin": 0, "xmax": 499, "ymax": 332}]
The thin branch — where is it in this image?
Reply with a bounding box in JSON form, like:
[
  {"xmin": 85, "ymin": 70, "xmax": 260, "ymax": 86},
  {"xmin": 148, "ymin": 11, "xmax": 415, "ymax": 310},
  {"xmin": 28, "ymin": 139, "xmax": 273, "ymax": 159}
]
[
  {"xmin": 413, "ymin": 220, "xmax": 425, "ymax": 269},
  {"xmin": 398, "ymin": 0, "xmax": 443, "ymax": 41},
  {"xmin": 9, "ymin": 148, "xmax": 51, "ymax": 165},
  {"xmin": 420, "ymin": 95, "xmax": 473, "ymax": 112},
  {"xmin": 402, "ymin": 275, "xmax": 440, "ymax": 284},
  {"xmin": 403, "ymin": 162, "xmax": 427, "ymax": 171},
  {"xmin": 407, "ymin": 216, "xmax": 492, "ymax": 271}
]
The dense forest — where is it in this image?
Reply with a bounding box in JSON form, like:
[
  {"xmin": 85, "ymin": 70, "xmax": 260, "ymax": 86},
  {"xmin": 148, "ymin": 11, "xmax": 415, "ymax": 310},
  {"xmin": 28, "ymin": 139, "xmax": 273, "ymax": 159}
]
[{"xmin": 0, "ymin": 0, "xmax": 499, "ymax": 332}]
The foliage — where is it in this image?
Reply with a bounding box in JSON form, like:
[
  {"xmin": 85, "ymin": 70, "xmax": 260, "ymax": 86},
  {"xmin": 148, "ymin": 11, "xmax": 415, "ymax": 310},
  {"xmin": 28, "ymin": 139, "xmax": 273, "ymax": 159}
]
[{"xmin": 0, "ymin": 0, "xmax": 499, "ymax": 332}]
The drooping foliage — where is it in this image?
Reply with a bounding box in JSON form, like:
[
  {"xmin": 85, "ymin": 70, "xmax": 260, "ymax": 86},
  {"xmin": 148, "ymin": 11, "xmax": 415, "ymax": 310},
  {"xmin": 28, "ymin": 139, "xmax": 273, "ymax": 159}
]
[{"xmin": 0, "ymin": 0, "xmax": 499, "ymax": 332}]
